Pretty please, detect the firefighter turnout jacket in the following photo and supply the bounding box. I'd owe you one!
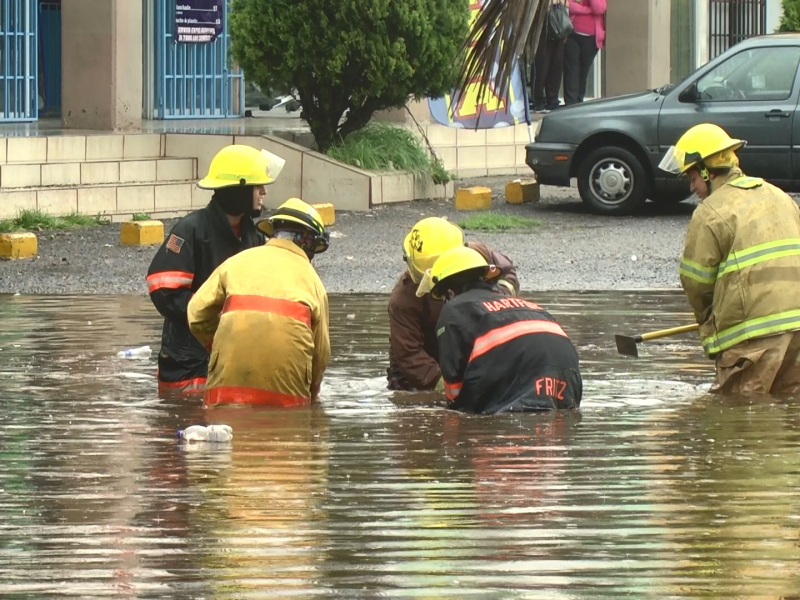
[387,241,519,391]
[679,169,800,356]
[437,283,582,414]
[187,238,330,407]
[146,198,264,392]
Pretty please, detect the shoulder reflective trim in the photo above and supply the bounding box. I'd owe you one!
[469,319,567,363]
[679,257,718,284]
[718,238,800,277]
[437,326,446,337]
[702,309,800,354]
[444,380,462,402]
[204,385,310,407]
[221,295,312,328]
[147,270,194,293]
[728,176,764,189]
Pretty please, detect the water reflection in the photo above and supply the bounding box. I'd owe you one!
[1,292,799,597]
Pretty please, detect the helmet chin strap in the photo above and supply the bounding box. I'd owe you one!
[699,162,711,198]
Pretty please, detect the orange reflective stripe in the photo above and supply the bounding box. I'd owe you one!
[147,270,194,292]
[204,386,311,407]
[158,377,206,395]
[444,380,462,402]
[221,294,311,328]
[469,319,567,362]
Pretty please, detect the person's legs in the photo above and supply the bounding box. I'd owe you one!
[771,331,800,395]
[532,34,550,111]
[577,35,600,103]
[562,33,581,105]
[712,334,791,395]
[545,37,566,109]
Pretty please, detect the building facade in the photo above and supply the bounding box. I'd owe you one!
[1,0,244,126]
[0,0,786,127]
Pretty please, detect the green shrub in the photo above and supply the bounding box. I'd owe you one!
[230,0,470,152]
[327,123,450,184]
[778,0,800,31]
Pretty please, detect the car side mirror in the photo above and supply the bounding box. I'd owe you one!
[679,82,699,103]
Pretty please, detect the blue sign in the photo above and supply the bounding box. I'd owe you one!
[175,0,224,43]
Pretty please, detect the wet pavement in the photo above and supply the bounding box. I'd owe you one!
[2,291,800,598]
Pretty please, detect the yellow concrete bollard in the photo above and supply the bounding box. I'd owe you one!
[0,232,37,260]
[505,179,540,204]
[312,203,336,226]
[120,220,165,246]
[455,186,492,211]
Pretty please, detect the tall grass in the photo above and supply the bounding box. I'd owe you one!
[327,123,451,184]
[0,209,106,233]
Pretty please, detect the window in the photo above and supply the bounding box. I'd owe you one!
[695,46,800,102]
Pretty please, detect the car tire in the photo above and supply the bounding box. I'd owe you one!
[577,146,648,216]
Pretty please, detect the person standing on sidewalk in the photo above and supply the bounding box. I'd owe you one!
[532,0,569,113]
[563,0,606,106]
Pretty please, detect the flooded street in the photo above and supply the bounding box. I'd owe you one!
[2,292,799,598]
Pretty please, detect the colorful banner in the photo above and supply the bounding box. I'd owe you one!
[175,0,224,43]
[428,0,528,129]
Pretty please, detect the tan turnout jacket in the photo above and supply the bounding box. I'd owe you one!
[679,168,800,356]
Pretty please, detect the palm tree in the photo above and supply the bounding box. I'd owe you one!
[455,0,550,111]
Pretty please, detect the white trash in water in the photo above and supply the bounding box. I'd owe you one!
[116,346,152,359]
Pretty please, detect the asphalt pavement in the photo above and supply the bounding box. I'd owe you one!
[0,176,699,295]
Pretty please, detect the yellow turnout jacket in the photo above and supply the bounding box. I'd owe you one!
[187,238,330,406]
[679,168,800,356]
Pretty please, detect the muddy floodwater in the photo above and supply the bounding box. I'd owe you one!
[1,292,799,598]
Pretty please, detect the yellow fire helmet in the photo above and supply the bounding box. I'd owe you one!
[257,198,330,254]
[197,145,286,190]
[658,123,746,176]
[420,246,492,300]
[403,217,465,286]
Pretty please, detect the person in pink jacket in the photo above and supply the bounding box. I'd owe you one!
[563,0,606,106]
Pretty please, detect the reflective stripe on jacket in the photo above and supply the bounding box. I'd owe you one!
[679,169,800,356]
[386,241,520,391]
[436,284,582,414]
[146,198,264,383]
[187,238,330,407]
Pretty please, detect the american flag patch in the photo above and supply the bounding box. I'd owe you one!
[166,234,185,254]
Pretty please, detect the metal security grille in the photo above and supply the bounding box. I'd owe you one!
[0,0,38,122]
[154,0,243,119]
[709,0,767,59]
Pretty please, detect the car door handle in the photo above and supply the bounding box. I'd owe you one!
[765,109,791,119]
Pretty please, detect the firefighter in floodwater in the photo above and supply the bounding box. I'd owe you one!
[146,145,285,396]
[187,198,330,407]
[420,246,582,413]
[387,217,519,392]
[660,123,800,394]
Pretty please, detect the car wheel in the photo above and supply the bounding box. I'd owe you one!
[577,146,648,216]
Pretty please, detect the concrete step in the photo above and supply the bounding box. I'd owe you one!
[0,157,197,189]
[0,179,211,220]
[0,133,165,164]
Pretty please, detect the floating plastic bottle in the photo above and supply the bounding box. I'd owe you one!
[116,345,152,359]
[177,424,233,443]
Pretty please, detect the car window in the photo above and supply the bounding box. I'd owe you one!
[695,46,800,102]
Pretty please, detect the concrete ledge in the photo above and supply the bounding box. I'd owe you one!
[0,232,37,259]
[455,186,492,211]
[120,220,165,246]
[312,203,335,226]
